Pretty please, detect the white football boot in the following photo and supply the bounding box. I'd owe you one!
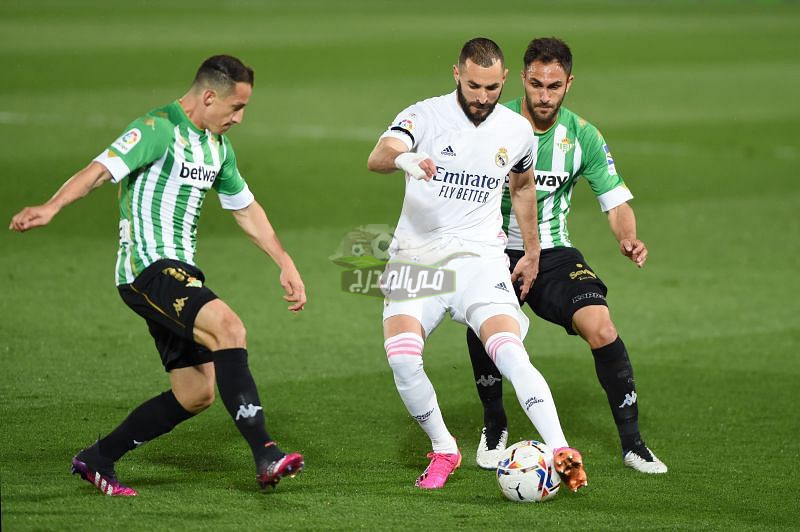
[476,427,508,470]
[623,446,668,474]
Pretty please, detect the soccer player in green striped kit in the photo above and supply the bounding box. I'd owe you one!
[10,55,306,495]
[468,38,667,474]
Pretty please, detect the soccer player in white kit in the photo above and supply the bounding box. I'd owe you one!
[367,38,588,491]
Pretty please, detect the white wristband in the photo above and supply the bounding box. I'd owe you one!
[394,152,429,180]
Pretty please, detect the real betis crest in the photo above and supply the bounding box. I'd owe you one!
[495,147,509,167]
[557,137,574,153]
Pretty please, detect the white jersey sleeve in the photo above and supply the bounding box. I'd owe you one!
[380,104,427,152]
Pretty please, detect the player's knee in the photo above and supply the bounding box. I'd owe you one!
[384,333,424,388]
[585,322,618,350]
[177,384,215,413]
[190,386,216,413]
[211,311,247,349]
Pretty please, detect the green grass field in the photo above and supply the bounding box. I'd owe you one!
[2,0,799,529]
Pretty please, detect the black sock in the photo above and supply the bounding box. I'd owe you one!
[591,336,643,451]
[212,348,283,467]
[467,327,507,442]
[96,390,194,462]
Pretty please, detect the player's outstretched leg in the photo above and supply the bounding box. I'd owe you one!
[385,332,461,489]
[212,348,304,489]
[484,331,588,491]
[71,390,196,496]
[590,335,667,474]
[466,327,508,469]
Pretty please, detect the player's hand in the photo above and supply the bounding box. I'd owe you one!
[9,204,57,232]
[279,262,307,312]
[620,238,647,268]
[394,152,436,181]
[510,252,540,301]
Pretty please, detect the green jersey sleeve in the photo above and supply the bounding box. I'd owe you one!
[577,122,633,211]
[213,136,254,210]
[93,115,173,183]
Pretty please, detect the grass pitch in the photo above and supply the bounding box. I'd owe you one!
[2,1,799,530]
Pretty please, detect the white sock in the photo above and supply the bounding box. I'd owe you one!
[384,333,458,454]
[485,332,568,449]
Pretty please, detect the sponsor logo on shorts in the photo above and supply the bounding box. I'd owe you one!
[569,264,597,280]
[111,128,141,155]
[494,281,508,292]
[162,267,202,287]
[571,292,606,304]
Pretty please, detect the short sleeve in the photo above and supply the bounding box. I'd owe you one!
[379,104,425,151]
[213,137,254,210]
[511,126,537,174]
[93,116,171,183]
[578,126,633,211]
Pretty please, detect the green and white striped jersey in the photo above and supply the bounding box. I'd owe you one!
[94,101,254,285]
[502,99,632,250]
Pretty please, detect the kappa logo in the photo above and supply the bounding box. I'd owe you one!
[173,297,188,316]
[494,281,509,292]
[235,403,263,420]
[440,145,456,157]
[476,374,502,387]
[618,391,637,408]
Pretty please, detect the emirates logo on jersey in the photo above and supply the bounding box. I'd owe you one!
[557,137,574,153]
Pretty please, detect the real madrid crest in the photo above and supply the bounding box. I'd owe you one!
[495,147,509,167]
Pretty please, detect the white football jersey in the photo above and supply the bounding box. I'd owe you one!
[381,90,536,261]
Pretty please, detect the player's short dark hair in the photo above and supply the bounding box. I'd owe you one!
[523,37,573,74]
[193,55,254,93]
[459,37,504,68]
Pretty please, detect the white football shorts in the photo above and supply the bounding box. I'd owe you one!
[382,254,529,339]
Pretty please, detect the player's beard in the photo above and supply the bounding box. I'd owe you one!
[457,82,501,126]
[525,95,562,127]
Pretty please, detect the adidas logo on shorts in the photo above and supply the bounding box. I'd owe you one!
[494,282,508,292]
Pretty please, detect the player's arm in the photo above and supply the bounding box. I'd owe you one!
[508,167,541,300]
[231,201,307,312]
[607,201,647,268]
[9,161,112,232]
[367,137,436,180]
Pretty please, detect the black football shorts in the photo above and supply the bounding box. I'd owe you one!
[118,259,218,371]
[508,247,608,335]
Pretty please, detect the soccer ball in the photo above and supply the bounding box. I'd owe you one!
[496,440,560,503]
[351,242,367,257]
[370,232,393,261]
